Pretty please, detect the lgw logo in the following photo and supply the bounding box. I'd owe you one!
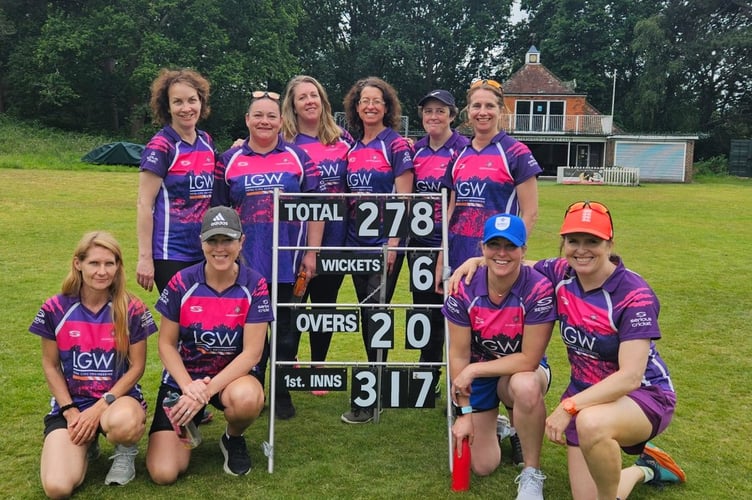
[562,326,596,351]
[73,350,114,370]
[193,329,239,348]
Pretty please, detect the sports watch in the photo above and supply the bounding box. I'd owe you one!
[561,398,578,415]
[453,404,473,417]
[102,392,116,405]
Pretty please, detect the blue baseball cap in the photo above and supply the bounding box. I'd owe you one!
[482,213,527,247]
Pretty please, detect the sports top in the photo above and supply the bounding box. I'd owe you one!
[155,262,274,388]
[29,294,157,413]
[140,125,216,261]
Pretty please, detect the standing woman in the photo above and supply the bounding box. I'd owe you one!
[136,68,216,293]
[280,75,354,385]
[440,79,541,281]
[212,91,325,420]
[30,232,156,497]
[340,76,414,424]
[146,207,272,481]
[410,90,469,390]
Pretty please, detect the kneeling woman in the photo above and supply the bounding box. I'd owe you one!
[146,206,273,482]
[443,214,555,500]
[31,231,157,498]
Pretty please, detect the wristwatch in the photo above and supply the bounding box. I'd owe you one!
[102,392,116,405]
[561,398,578,415]
[453,404,473,417]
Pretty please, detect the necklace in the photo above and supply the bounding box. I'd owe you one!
[488,283,511,298]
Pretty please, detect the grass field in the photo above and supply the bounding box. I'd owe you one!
[1,119,751,498]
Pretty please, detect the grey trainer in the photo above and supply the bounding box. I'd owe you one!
[104,444,138,486]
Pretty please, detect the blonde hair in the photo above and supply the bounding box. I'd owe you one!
[462,82,508,132]
[62,231,131,359]
[281,75,343,145]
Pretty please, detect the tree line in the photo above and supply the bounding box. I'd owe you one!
[0,0,749,159]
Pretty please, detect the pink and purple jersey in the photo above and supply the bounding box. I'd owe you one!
[345,128,415,247]
[294,129,354,247]
[29,294,157,414]
[445,131,541,269]
[412,130,470,247]
[140,125,216,261]
[155,262,274,388]
[212,138,325,283]
[442,266,555,363]
[533,257,674,394]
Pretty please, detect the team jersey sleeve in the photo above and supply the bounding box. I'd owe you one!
[441,282,471,327]
[140,132,172,178]
[614,282,662,342]
[127,298,158,343]
[390,135,415,178]
[155,272,187,322]
[521,268,557,325]
[245,274,275,324]
[28,296,61,341]
[211,149,233,207]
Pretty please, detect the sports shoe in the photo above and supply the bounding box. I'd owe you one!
[200,408,213,425]
[87,437,100,461]
[510,432,524,467]
[497,414,513,441]
[219,433,252,476]
[104,444,138,485]
[276,393,297,420]
[636,442,686,485]
[341,407,374,424]
[514,466,546,500]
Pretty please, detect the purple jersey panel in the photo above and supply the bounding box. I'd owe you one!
[412,130,470,247]
[213,138,324,283]
[29,294,157,413]
[445,131,541,269]
[295,128,354,247]
[533,257,674,394]
[155,262,274,388]
[140,125,216,261]
[345,128,414,247]
[442,265,555,363]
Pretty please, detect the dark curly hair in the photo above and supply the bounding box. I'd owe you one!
[343,76,402,138]
[149,68,211,126]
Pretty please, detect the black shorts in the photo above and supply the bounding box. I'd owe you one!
[43,413,103,438]
[148,383,224,434]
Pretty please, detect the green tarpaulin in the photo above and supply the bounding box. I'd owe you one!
[81,142,144,166]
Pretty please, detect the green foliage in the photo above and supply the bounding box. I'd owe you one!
[693,155,729,177]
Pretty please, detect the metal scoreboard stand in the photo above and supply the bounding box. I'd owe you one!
[264,190,452,473]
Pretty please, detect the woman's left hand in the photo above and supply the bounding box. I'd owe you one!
[545,406,572,445]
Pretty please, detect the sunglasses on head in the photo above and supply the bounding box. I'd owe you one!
[565,200,614,232]
[470,79,503,91]
[252,90,280,101]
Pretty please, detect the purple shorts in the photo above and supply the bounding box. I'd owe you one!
[564,384,676,455]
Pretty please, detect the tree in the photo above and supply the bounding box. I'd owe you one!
[294,0,515,132]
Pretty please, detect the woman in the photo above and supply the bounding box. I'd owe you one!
[340,76,414,424]
[281,75,354,388]
[443,214,554,500]
[136,68,216,294]
[439,79,541,283]
[451,201,686,499]
[145,206,272,482]
[30,232,156,498]
[410,89,469,393]
[212,90,325,420]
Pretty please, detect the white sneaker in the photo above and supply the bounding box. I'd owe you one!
[104,444,138,485]
[496,414,513,441]
[515,466,546,500]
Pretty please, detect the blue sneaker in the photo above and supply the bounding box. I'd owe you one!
[636,442,686,485]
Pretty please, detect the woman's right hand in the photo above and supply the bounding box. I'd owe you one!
[136,257,155,291]
[452,415,475,450]
[447,257,484,295]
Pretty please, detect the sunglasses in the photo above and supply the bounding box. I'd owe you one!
[252,90,280,101]
[470,79,503,91]
[565,200,614,234]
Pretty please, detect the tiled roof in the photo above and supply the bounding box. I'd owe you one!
[503,63,584,96]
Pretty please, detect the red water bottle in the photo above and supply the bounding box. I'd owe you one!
[451,437,471,491]
[290,271,307,303]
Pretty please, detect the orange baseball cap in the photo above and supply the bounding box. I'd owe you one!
[559,201,614,240]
